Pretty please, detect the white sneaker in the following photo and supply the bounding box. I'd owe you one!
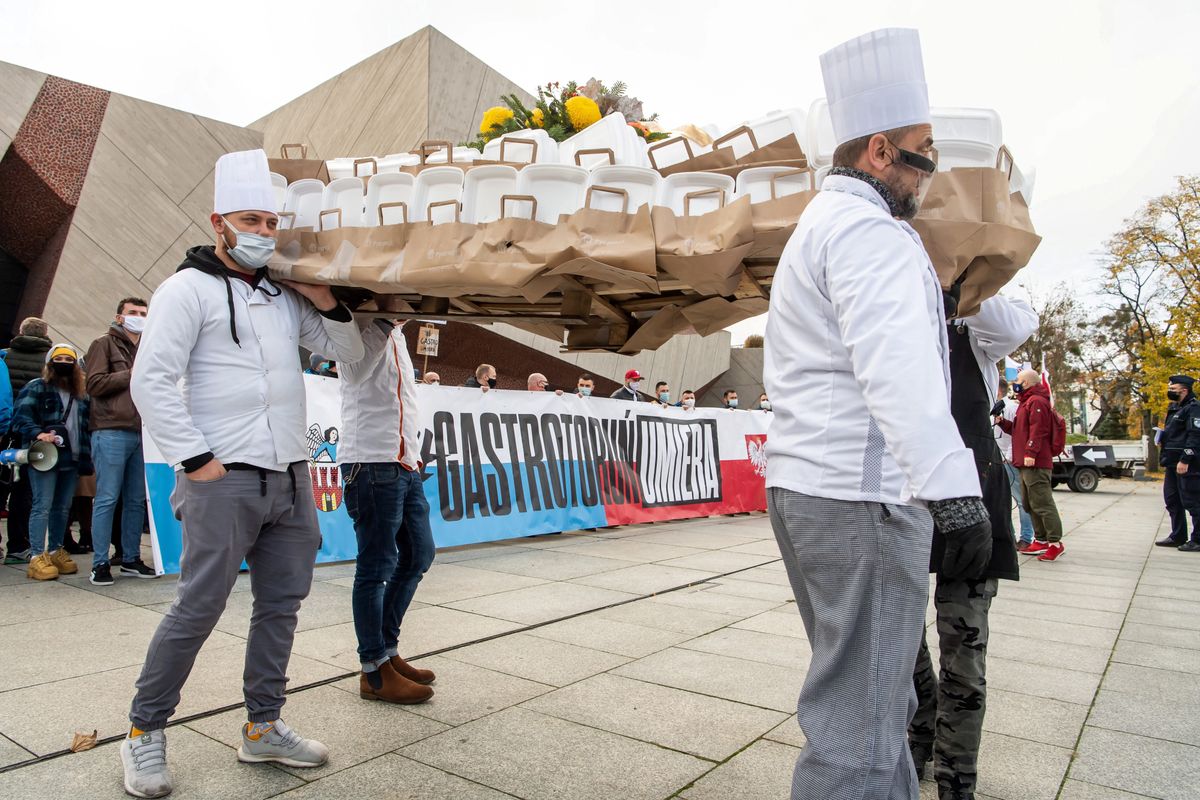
[120,729,173,798]
[237,719,328,768]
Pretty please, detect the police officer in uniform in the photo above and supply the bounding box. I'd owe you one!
[1156,374,1200,551]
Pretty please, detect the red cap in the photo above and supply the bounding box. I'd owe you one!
[624,369,643,381]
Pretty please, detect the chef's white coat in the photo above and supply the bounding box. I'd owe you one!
[336,320,422,469]
[763,174,979,505]
[132,269,365,472]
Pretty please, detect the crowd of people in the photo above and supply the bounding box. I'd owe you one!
[0,306,158,585]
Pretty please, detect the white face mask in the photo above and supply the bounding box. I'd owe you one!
[760,400,771,411]
[121,315,146,334]
[429,380,439,385]
[682,398,695,408]
[629,381,641,392]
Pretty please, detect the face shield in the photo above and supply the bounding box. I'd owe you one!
[887,140,938,208]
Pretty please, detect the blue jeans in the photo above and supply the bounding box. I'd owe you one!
[90,429,148,567]
[1003,462,1035,543]
[28,461,78,556]
[341,463,435,666]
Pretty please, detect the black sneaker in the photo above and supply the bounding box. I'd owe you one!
[1180,541,1200,552]
[90,564,114,586]
[120,560,158,579]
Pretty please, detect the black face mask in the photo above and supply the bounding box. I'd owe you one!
[1168,389,1182,402]
[487,378,497,389]
[51,362,74,377]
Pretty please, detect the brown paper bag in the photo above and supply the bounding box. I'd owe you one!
[269,224,427,292]
[653,197,756,296]
[619,304,693,354]
[552,205,657,277]
[738,133,806,165]
[747,171,820,261]
[679,297,770,336]
[400,217,563,297]
[545,258,659,294]
[647,136,738,176]
[268,147,330,184]
[910,168,1041,309]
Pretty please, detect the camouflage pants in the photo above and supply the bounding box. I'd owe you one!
[909,577,998,800]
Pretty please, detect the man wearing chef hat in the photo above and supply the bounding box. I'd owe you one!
[119,150,364,798]
[764,29,993,800]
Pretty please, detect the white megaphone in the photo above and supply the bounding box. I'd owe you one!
[0,440,59,478]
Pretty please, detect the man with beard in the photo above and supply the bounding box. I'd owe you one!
[764,28,992,800]
[121,149,364,798]
[909,295,1036,800]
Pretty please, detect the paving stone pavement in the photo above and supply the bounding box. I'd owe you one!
[0,479,1192,799]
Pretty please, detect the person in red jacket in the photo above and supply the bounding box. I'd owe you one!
[995,369,1065,561]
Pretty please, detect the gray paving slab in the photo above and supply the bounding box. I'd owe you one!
[973,731,1073,800]
[647,585,785,617]
[722,538,785,557]
[0,726,303,800]
[633,529,765,549]
[549,538,708,563]
[680,738,800,800]
[401,707,711,800]
[522,672,786,761]
[727,564,793,586]
[1059,779,1161,799]
[987,631,1112,674]
[524,614,693,658]
[987,612,1120,649]
[982,654,1102,706]
[0,641,341,756]
[993,583,1130,613]
[1101,662,1200,702]
[432,544,536,563]
[595,599,743,636]
[703,576,798,603]
[442,632,630,686]
[1071,725,1200,800]
[328,654,554,727]
[1088,687,1200,746]
[980,687,1090,748]
[988,599,1126,630]
[656,549,779,573]
[453,548,633,581]
[1125,606,1200,631]
[0,605,242,693]
[730,607,808,640]
[186,684,447,780]
[763,715,806,747]
[613,647,799,712]
[0,578,130,626]
[0,565,28,586]
[1111,637,1200,674]
[270,753,517,799]
[569,562,719,594]
[1131,594,1200,615]
[1120,621,1200,651]
[293,605,522,670]
[0,732,33,769]
[1135,582,1200,601]
[445,581,638,624]
[146,578,354,638]
[678,626,811,669]
[379,562,548,605]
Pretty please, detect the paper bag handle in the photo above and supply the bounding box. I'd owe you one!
[712,125,759,155]
[377,201,408,226]
[574,148,616,167]
[415,140,453,165]
[353,157,377,177]
[499,137,539,164]
[500,194,538,220]
[647,136,695,170]
[683,188,726,216]
[318,208,342,231]
[995,145,1016,180]
[769,167,816,200]
[585,185,629,214]
[426,198,461,223]
[280,144,307,159]
[278,211,296,230]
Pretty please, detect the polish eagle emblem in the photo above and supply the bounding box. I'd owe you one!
[745,434,768,477]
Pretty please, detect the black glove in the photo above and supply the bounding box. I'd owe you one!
[928,496,992,580]
[990,399,1006,418]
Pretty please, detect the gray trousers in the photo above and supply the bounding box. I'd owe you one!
[768,487,932,800]
[129,464,321,730]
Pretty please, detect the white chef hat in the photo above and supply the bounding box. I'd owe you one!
[820,28,930,146]
[213,149,277,216]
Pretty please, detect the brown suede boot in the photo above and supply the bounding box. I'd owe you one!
[389,655,436,685]
[359,661,433,704]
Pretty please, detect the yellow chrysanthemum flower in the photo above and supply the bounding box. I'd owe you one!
[564,96,601,131]
[529,108,545,128]
[480,106,514,133]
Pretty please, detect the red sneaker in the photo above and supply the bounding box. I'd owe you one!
[1038,542,1065,562]
[1024,540,1050,555]
[1015,541,1034,553]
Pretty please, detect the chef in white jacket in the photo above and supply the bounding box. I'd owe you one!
[120,149,364,799]
[763,29,993,800]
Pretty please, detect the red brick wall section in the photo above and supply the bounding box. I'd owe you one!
[0,75,110,304]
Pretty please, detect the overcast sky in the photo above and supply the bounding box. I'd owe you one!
[3,0,1198,343]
